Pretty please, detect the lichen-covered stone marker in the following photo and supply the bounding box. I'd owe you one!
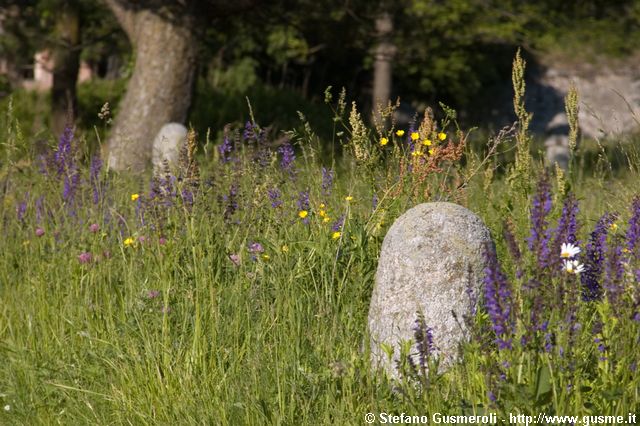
[368,202,493,378]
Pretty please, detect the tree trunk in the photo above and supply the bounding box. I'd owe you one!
[51,2,81,137]
[372,12,396,126]
[104,4,198,171]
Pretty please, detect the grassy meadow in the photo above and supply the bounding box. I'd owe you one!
[1,69,640,424]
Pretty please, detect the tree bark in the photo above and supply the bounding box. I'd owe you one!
[51,1,81,137]
[104,4,198,171]
[372,11,396,126]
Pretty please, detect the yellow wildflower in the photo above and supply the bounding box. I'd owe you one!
[380,137,389,146]
[332,231,341,240]
[319,210,327,218]
[281,245,289,253]
[411,150,423,157]
[422,139,432,146]
[131,193,140,201]
[345,195,353,202]
[437,132,447,141]
[323,217,331,223]
[396,129,405,137]
[319,203,326,209]
[262,254,270,261]
[428,149,434,156]
[298,210,308,219]
[410,132,419,141]
[610,223,618,232]
[124,237,135,246]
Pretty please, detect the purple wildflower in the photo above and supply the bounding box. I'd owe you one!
[331,215,345,232]
[296,191,310,212]
[218,135,234,164]
[77,252,92,264]
[35,227,45,237]
[55,125,74,176]
[550,193,580,272]
[483,242,514,350]
[581,212,617,301]
[268,188,283,208]
[544,329,554,353]
[413,312,435,371]
[222,184,239,222]
[89,223,100,233]
[248,242,264,254]
[243,121,257,142]
[626,197,640,281]
[278,143,296,176]
[16,199,27,222]
[35,196,44,224]
[321,167,334,196]
[528,172,553,270]
[159,237,167,246]
[89,154,102,205]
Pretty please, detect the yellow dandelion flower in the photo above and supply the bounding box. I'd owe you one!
[124,237,135,246]
[422,139,432,146]
[281,245,289,253]
[396,129,405,137]
[298,210,308,219]
[323,217,331,223]
[345,195,353,202]
[410,132,419,141]
[437,132,447,141]
[332,231,341,240]
[319,210,327,218]
[380,137,389,146]
[131,193,140,201]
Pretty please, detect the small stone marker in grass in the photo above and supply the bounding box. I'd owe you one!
[152,123,188,173]
[368,202,493,378]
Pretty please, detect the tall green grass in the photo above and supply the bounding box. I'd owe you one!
[1,80,640,425]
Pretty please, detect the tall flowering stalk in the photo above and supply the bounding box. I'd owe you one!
[279,143,296,178]
[218,135,234,164]
[626,197,640,283]
[527,172,553,271]
[54,125,74,176]
[483,242,514,350]
[268,188,282,209]
[89,154,102,205]
[581,212,617,301]
[550,193,579,273]
[321,167,334,197]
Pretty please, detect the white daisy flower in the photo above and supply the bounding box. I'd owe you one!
[560,243,581,259]
[564,259,584,274]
